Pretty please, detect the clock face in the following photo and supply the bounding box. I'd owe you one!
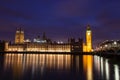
[88,32,90,35]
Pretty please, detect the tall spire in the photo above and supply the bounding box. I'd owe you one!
[19,27,22,31]
[86,24,92,52]
[87,24,91,31]
[43,32,46,40]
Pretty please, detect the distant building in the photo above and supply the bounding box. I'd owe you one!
[70,38,83,52]
[33,33,52,44]
[5,29,71,52]
[33,35,47,43]
[4,26,89,53]
[83,25,93,52]
[15,28,24,44]
[5,42,71,52]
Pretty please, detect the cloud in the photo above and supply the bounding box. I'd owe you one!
[96,9,120,30]
[54,0,93,18]
[94,7,120,46]
[0,5,32,20]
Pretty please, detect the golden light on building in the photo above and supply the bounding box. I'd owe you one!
[4,27,84,53]
[15,28,24,44]
[5,43,71,52]
[83,43,87,52]
[83,25,92,52]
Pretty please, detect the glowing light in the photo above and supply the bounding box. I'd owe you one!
[4,53,72,73]
[33,39,46,43]
[6,44,71,52]
[24,39,31,42]
[114,65,119,80]
[114,41,117,45]
[85,25,92,52]
[88,32,90,35]
[105,44,108,47]
[16,31,20,33]
[87,56,93,80]
[101,57,104,78]
[57,41,63,44]
[83,55,93,80]
[105,59,109,80]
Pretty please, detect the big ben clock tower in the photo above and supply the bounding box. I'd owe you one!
[86,25,92,52]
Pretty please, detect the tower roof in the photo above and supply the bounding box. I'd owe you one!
[16,27,24,34]
[87,24,91,31]
[16,27,24,31]
[43,32,47,40]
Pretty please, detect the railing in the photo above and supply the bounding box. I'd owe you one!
[95,40,120,53]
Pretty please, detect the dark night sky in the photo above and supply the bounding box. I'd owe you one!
[0,0,120,48]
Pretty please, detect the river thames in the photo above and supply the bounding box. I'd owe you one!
[0,53,119,80]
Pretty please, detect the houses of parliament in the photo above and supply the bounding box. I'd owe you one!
[4,25,92,52]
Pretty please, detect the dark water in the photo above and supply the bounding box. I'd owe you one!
[0,53,120,80]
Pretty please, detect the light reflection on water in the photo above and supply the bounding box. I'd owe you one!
[83,55,93,80]
[105,59,110,80]
[0,53,119,80]
[4,54,71,71]
[114,64,119,80]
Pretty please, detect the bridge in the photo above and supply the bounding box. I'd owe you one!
[95,40,120,53]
